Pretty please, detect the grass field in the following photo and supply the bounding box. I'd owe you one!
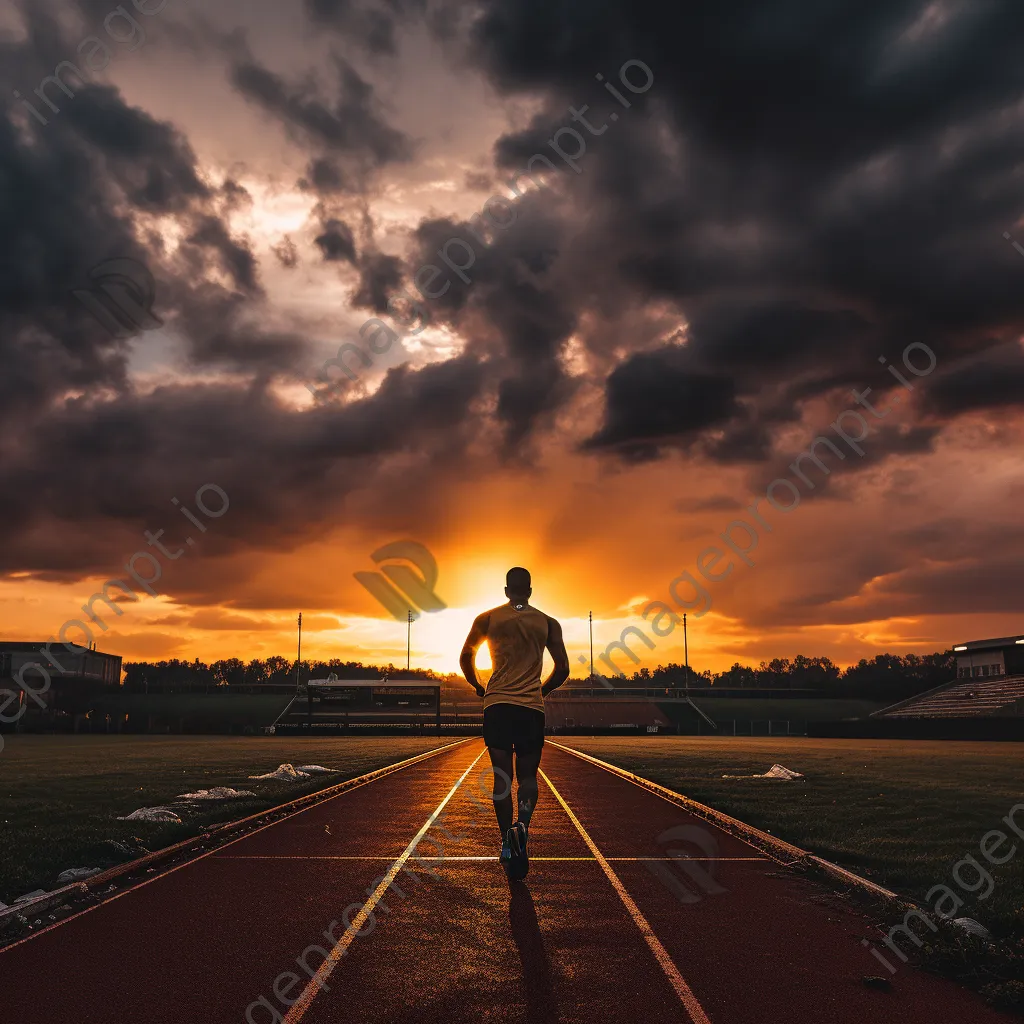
[558,737,1024,933]
[0,734,451,904]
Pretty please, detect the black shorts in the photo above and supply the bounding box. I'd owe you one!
[483,703,545,756]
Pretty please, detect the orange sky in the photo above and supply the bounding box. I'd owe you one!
[3,2,1024,679]
[4,402,1021,676]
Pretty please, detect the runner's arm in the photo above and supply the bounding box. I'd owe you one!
[459,613,490,698]
[541,617,570,697]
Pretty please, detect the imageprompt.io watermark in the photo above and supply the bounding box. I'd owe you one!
[354,540,446,621]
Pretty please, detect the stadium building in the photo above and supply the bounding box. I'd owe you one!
[872,635,1024,723]
[0,641,122,690]
[0,641,123,728]
[952,635,1024,680]
[273,675,444,735]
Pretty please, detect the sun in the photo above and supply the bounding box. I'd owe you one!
[405,607,491,674]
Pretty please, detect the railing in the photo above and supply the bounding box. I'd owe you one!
[543,687,826,700]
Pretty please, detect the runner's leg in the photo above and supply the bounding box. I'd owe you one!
[514,747,541,829]
[487,745,515,839]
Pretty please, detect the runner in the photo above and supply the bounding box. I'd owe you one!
[459,567,570,880]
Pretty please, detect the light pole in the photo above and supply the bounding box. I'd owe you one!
[295,612,302,693]
[407,609,413,672]
[683,612,690,694]
[589,610,594,679]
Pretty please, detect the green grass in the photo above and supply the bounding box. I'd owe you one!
[0,734,451,904]
[558,737,1024,933]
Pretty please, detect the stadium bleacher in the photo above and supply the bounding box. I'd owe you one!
[545,699,671,731]
[874,675,1024,719]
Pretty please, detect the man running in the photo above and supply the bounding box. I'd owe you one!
[460,567,570,881]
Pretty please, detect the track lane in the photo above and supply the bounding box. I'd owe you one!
[297,739,690,1024]
[540,765,712,1024]
[282,748,489,1021]
[543,742,1014,1024]
[0,738,1014,1024]
[0,741,483,1024]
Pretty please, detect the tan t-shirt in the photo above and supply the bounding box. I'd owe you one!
[482,602,550,713]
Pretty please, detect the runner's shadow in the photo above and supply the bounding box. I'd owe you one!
[508,882,558,1022]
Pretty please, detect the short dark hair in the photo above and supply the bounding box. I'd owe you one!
[506,566,531,592]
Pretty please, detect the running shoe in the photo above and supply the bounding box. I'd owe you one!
[500,833,513,876]
[508,821,529,880]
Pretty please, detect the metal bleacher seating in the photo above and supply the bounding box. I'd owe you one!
[877,675,1024,719]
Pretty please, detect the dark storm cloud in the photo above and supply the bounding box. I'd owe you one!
[924,341,1024,416]
[401,202,579,447]
[296,0,1024,468]
[765,553,1024,628]
[0,2,257,436]
[304,0,428,55]
[186,214,262,292]
[687,301,872,378]
[62,87,211,211]
[0,0,383,580]
[583,344,738,459]
[314,218,357,263]
[0,354,488,577]
[350,250,403,312]
[228,49,413,172]
[8,0,1024,616]
[875,556,1024,615]
[437,0,1024,461]
[299,157,349,194]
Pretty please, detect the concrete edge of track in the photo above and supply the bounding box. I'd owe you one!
[0,737,473,944]
[549,740,909,906]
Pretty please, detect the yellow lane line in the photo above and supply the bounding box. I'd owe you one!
[283,749,488,1023]
[213,855,764,862]
[539,767,713,1024]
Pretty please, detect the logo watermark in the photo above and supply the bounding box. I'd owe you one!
[71,257,163,339]
[354,540,446,621]
[643,824,727,905]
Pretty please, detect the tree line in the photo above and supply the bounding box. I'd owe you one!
[122,650,957,701]
[628,651,955,701]
[121,657,460,692]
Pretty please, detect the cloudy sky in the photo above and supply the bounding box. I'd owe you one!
[2,0,1024,675]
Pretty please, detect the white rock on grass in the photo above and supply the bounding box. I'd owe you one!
[176,787,256,800]
[722,763,805,780]
[248,764,311,781]
[296,765,336,773]
[117,807,183,824]
[952,917,992,939]
[56,868,103,884]
[14,890,48,903]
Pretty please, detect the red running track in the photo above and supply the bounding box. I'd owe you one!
[0,739,1012,1023]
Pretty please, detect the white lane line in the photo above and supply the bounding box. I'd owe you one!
[0,739,474,956]
[283,749,487,1023]
[539,768,713,1024]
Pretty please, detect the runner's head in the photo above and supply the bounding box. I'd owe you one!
[505,566,532,604]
